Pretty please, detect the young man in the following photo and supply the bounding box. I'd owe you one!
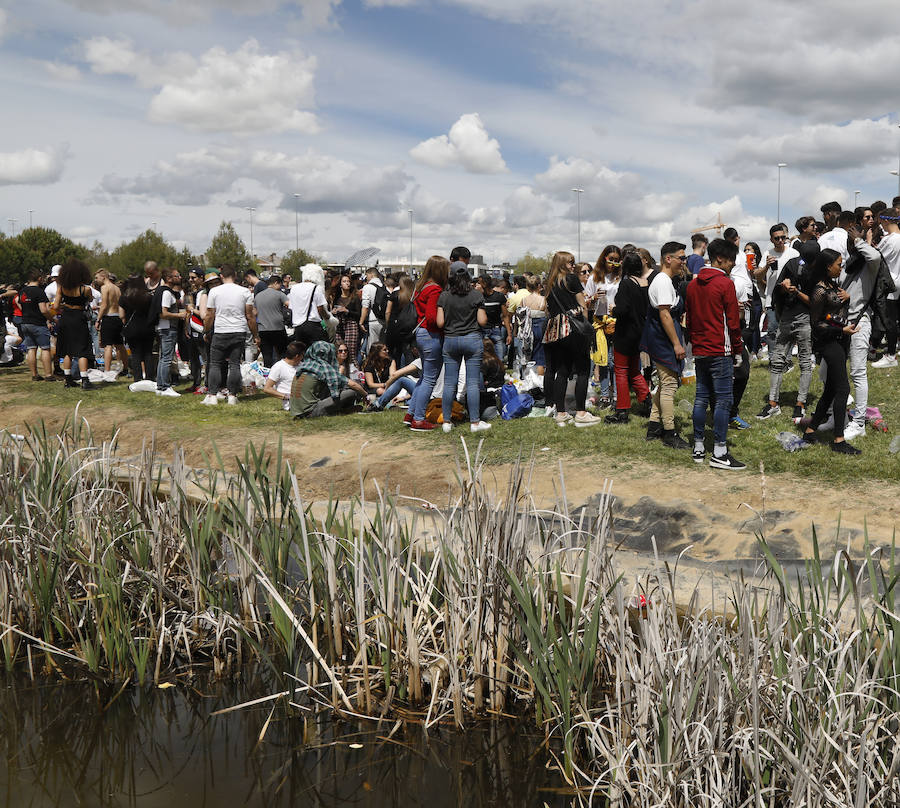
[155,267,189,397]
[873,207,900,368]
[820,201,842,234]
[263,340,305,410]
[18,269,55,381]
[685,238,746,470]
[254,274,289,367]
[359,267,387,347]
[755,224,798,355]
[202,264,258,406]
[793,215,818,248]
[97,269,128,378]
[686,233,708,276]
[642,241,689,449]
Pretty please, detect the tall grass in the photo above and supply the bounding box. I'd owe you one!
[2,414,900,804]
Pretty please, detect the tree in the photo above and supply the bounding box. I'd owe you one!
[279,248,319,278]
[107,230,180,279]
[0,227,88,286]
[513,251,553,276]
[205,221,255,275]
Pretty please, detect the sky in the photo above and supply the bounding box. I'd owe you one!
[2,0,900,267]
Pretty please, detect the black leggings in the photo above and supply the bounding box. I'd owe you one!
[810,339,850,439]
[545,338,590,412]
[128,336,155,381]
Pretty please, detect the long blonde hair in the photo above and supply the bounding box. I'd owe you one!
[545,251,575,296]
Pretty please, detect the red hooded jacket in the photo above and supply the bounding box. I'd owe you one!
[685,265,743,357]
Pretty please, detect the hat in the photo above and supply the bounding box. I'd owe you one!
[450,260,469,276]
[50,264,61,277]
[204,268,221,283]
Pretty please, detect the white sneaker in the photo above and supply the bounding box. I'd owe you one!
[470,421,492,433]
[201,395,218,406]
[442,422,452,433]
[555,412,573,427]
[155,387,180,397]
[873,355,898,368]
[843,421,865,441]
[573,412,602,427]
[216,391,227,401]
[227,395,238,406]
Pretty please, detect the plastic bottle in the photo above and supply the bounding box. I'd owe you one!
[776,431,810,452]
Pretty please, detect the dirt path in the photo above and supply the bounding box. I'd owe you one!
[3,402,897,567]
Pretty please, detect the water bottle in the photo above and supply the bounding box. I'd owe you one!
[776,431,809,452]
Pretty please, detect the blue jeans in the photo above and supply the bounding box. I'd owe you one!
[410,327,443,421]
[481,325,505,362]
[156,328,178,390]
[376,376,417,408]
[443,333,483,423]
[693,355,733,446]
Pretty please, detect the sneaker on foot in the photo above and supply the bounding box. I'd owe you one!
[604,410,630,424]
[555,412,573,427]
[403,412,414,427]
[470,421,492,433]
[872,354,898,368]
[573,412,602,428]
[831,440,862,455]
[227,395,238,406]
[662,430,691,450]
[692,447,705,464]
[155,387,181,397]
[81,379,95,391]
[756,403,781,420]
[709,451,746,471]
[201,395,218,406]
[32,375,44,382]
[729,415,751,430]
[442,422,453,433]
[409,419,436,431]
[216,391,227,401]
[645,422,663,441]
[843,421,865,441]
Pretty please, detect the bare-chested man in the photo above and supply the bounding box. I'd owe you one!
[96,270,128,375]
[144,260,161,291]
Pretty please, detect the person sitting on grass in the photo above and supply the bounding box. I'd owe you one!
[370,348,421,411]
[263,341,306,411]
[289,340,367,419]
[362,341,393,404]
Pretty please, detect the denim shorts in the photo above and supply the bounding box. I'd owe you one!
[20,322,51,351]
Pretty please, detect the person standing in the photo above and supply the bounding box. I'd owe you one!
[52,258,96,391]
[686,233,708,276]
[18,269,55,381]
[155,267,188,397]
[641,242,689,449]
[202,264,258,406]
[754,224,798,355]
[359,267,387,350]
[478,275,512,362]
[96,269,127,378]
[254,275,289,367]
[872,207,900,368]
[685,238,745,470]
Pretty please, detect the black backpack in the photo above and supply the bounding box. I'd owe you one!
[371,282,388,320]
[384,300,420,349]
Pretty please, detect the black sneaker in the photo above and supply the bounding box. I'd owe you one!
[645,422,663,441]
[709,451,746,471]
[64,376,77,388]
[831,440,862,455]
[692,447,705,464]
[604,410,630,424]
[81,379,95,391]
[792,404,805,422]
[662,430,690,450]
[756,403,781,420]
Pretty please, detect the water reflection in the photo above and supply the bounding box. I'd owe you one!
[0,677,573,807]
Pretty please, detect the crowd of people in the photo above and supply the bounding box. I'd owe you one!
[3,196,899,469]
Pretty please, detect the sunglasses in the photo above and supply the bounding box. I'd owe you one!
[337,348,348,353]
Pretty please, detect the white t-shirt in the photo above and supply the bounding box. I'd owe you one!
[288,282,327,326]
[206,282,251,334]
[267,359,296,397]
[760,246,798,307]
[157,289,176,331]
[45,281,58,301]
[648,272,677,309]
[90,287,102,314]
[879,232,900,301]
[817,227,849,261]
[361,278,384,322]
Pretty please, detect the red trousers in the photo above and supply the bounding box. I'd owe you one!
[614,348,649,410]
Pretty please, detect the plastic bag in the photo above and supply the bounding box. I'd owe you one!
[500,383,534,420]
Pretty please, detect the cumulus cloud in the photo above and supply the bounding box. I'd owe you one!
[722,119,900,179]
[81,37,318,135]
[411,113,507,174]
[0,145,69,186]
[93,144,410,215]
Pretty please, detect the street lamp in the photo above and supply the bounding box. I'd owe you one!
[27,209,33,229]
[892,170,900,197]
[246,207,256,258]
[854,190,861,208]
[407,209,413,270]
[776,163,787,223]
[571,188,584,261]
[7,218,17,237]
[293,194,300,251]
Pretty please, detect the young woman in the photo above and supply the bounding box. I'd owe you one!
[53,258,96,390]
[336,341,353,377]
[120,274,155,382]
[384,274,416,364]
[541,251,601,427]
[329,274,362,362]
[605,252,651,423]
[801,248,862,454]
[587,246,622,406]
[436,264,491,433]
[743,241,764,357]
[363,341,393,400]
[520,274,547,376]
[407,255,450,431]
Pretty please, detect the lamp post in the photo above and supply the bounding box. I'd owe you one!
[27,209,33,229]
[407,209,413,271]
[896,123,900,197]
[776,163,787,223]
[293,194,300,251]
[7,218,17,237]
[854,190,861,208]
[571,188,584,261]
[247,207,256,259]
[892,170,900,197]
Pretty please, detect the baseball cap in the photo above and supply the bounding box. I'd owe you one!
[50,264,61,277]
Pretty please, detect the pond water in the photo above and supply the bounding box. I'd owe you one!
[0,677,574,807]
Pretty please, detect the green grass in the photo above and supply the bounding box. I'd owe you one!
[2,358,899,483]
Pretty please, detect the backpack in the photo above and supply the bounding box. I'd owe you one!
[384,301,419,349]
[371,282,388,320]
[145,285,169,330]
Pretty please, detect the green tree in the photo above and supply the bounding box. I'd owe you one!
[0,227,88,285]
[205,221,255,275]
[278,247,319,278]
[84,241,111,272]
[514,251,553,276]
[107,230,180,279]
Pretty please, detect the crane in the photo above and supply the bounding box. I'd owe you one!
[691,212,726,235]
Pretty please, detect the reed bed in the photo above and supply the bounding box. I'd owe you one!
[1,414,900,805]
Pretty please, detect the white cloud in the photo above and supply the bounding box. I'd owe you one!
[82,37,318,135]
[0,146,69,186]
[411,113,507,174]
[723,119,900,179]
[42,62,83,81]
